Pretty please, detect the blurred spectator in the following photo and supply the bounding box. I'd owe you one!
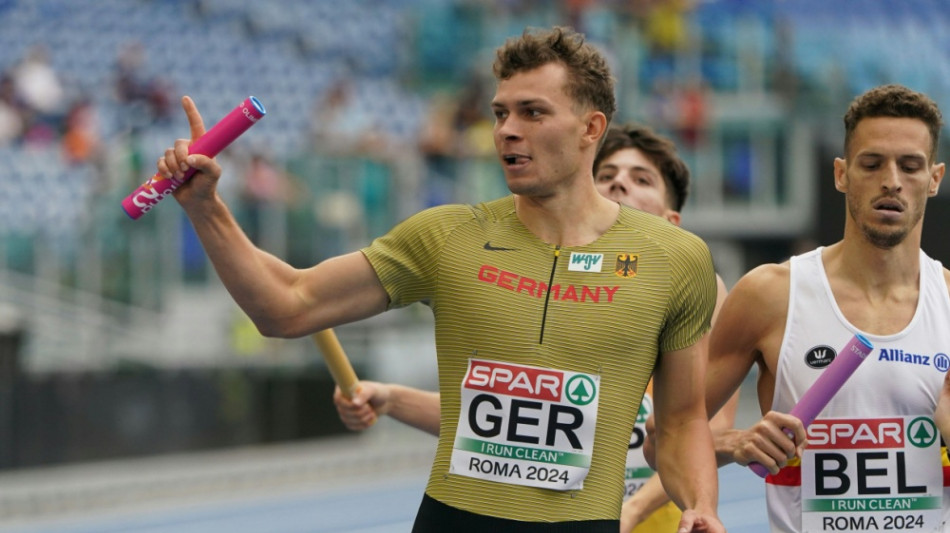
[310,76,390,157]
[416,75,495,206]
[642,0,693,55]
[674,75,709,150]
[114,40,174,132]
[239,151,296,247]
[771,17,800,110]
[646,75,679,131]
[452,76,494,159]
[416,90,458,205]
[12,44,66,121]
[0,73,25,146]
[61,95,101,165]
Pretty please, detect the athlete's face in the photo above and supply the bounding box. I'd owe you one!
[594,147,680,225]
[834,117,944,249]
[492,63,593,197]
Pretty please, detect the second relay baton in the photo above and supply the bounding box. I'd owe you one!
[749,333,874,478]
[312,329,360,400]
[121,96,266,219]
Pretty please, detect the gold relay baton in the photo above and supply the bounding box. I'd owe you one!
[312,329,359,399]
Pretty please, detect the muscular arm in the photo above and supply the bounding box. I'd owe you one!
[161,96,390,338]
[652,335,720,525]
[622,275,734,531]
[706,264,807,473]
[707,274,739,431]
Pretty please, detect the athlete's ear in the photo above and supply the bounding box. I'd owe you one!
[833,157,848,193]
[583,111,608,148]
[663,209,681,226]
[929,162,945,197]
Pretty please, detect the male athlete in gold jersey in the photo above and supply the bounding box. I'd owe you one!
[154,26,724,532]
[336,123,741,533]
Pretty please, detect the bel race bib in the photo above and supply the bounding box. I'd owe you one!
[801,416,943,532]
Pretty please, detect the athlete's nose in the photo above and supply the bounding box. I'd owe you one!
[495,115,523,142]
[881,160,903,193]
[610,178,627,194]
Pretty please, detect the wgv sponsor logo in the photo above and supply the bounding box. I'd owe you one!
[568,252,603,272]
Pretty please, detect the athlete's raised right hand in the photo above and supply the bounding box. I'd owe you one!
[155,96,221,209]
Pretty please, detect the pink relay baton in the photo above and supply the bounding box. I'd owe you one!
[121,96,266,219]
[749,333,874,478]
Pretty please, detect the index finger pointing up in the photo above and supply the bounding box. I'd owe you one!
[181,95,207,140]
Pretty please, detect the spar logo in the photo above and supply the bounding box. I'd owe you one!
[465,361,563,402]
[907,417,938,448]
[565,375,596,405]
[808,417,938,449]
[808,418,904,449]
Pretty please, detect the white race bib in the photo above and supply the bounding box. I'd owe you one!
[801,416,943,532]
[450,358,600,491]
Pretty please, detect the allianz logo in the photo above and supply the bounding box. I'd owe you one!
[878,348,950,372]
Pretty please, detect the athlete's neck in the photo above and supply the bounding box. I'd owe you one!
[822,239,922,334]
[513,188,619,247]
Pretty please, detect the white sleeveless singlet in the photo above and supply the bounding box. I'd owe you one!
[766,248,950,532]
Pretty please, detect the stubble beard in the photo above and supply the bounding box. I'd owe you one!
[847,194,922,249]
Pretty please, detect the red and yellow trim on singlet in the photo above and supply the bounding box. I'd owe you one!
[765,456,801,486]
[767,447,950,487]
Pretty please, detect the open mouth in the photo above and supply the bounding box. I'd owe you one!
[502,154,529,166]
[873,199,904,213]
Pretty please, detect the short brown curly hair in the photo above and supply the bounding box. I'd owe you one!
[493,26,616,126]
[844,84,943,162]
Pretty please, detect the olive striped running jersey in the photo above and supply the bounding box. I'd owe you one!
[362,195,716,522]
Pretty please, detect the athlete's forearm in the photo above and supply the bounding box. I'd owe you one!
[621,475,671,530]
[711,427,743,467]
[657,417,719,516]
[183,195,313,335]
[386,385,441,436]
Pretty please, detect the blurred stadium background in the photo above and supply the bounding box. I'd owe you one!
[0,0,949,530]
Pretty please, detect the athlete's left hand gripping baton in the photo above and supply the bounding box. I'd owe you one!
[121,96,267,219]
[749,333,874,478]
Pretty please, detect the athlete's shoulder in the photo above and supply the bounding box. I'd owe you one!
[404,196,515,225]
[919,249,950,290]
[472,195,517,222]
[732,261,791,304]
[616,206,705,244]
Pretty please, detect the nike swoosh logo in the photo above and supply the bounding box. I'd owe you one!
[484,242,518,251]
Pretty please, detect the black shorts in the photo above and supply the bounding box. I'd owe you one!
[412,493,619,532]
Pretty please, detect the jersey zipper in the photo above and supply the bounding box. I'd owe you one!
[538,245,560,344]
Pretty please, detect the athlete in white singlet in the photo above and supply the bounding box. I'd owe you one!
[701,84,950,533]
[764,248,950,531]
